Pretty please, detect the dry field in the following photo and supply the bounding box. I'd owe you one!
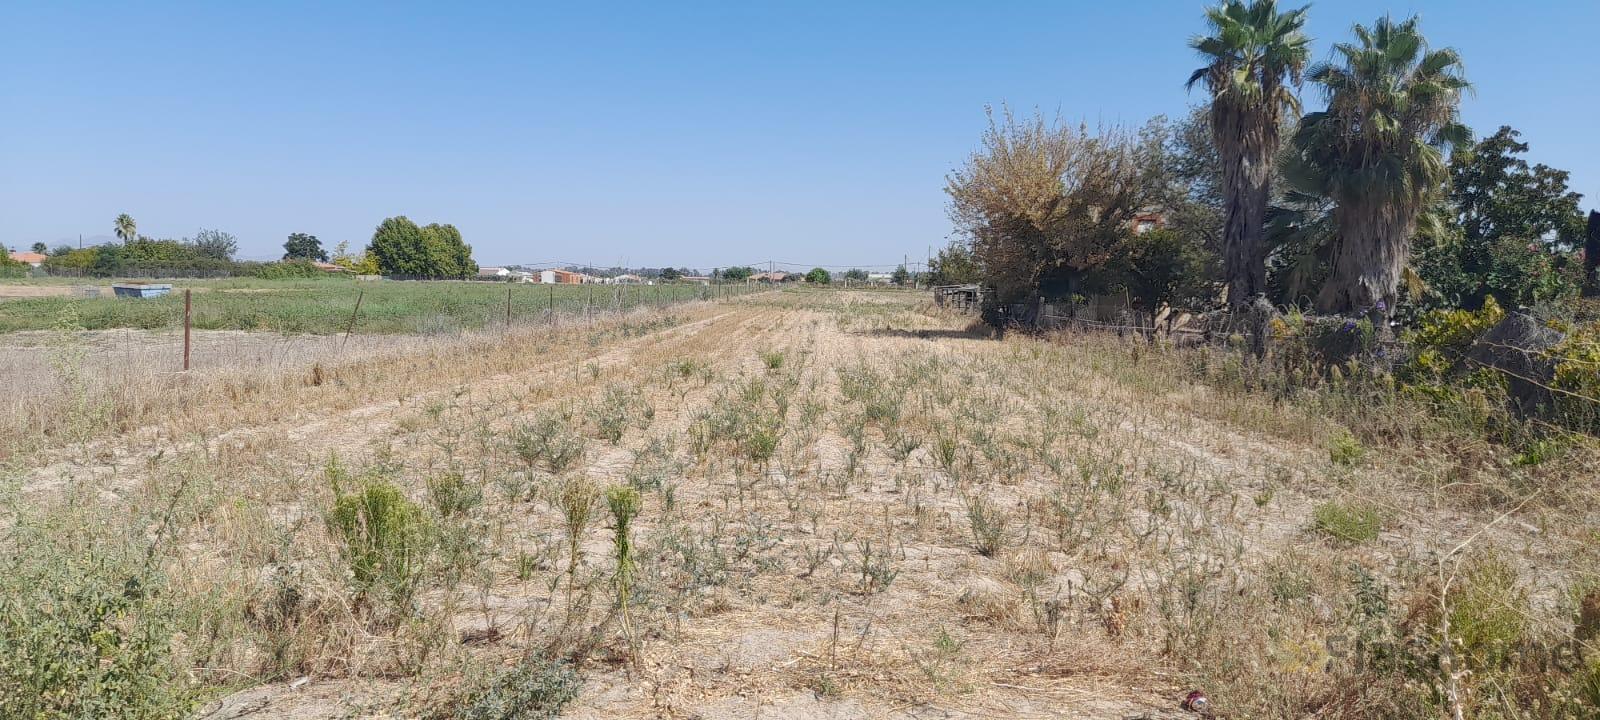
[5,289,1597,719]
[0,283,113,300]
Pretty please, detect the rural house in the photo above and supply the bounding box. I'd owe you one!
[8,251,45,267]
[538,269,584,284]
[1132,210,1167,235]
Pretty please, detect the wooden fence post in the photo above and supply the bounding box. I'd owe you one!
[341,290,364,353]
[506,285,513,331]
[183,289,192,372]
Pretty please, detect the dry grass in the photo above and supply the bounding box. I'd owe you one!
[5,288,1597,719]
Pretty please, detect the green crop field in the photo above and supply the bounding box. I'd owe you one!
[0,277,750,334]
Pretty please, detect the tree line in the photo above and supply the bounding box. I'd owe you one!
[39,214,246,277]
[941,1,1593,327]
[27,214,479,279]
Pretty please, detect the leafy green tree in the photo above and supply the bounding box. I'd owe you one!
[418,223,475,278]
[42,248,99,273]
[842,268,869,282]
[1188,0,1311,306]
[1103,229,1220,311]
[946,109,1161,304]
[1410,126,1588,309]
[1284,15,1470,316]
[283,232,328,261]
[891,265,910,286]
[660,267,683,281]
[114,213,137,244]
[29,242,46,254]
[805,267,831,284]
[49,244,73,257]
[1415,224,1574,311]
[1157,108,1227,257]
[188,228,238,261]
[91,244,125,276]
[366,218,475,278]
[1451,127,1586,249]
[0,251,25,278]
[418,224,455,275]
[928,241,982,285]
[721,266,754,281]
[367,217,428,275]
[329,240,378,274]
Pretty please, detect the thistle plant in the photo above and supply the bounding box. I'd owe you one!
[558,477,600,608]
[606,485,643,666]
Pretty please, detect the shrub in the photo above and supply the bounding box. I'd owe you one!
[450,658,580,720]
[511,412,586,473]
[1560,658,1600,717]
[251,259,327,279]
[328,481,433,609]
[587,384,650,444]
[963,494,1008,557]
[1549,322,1600,432]
[1401,296,1505,384]
[1312,501,1381,543]
[0,254,27,278]
[1448,552,1528,670]
[741,422,780,465]
[0,553,197,719]
[427,471,483,518]
[1327,429,1366,466]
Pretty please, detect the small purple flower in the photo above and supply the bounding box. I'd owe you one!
[1375,300,1387,312]
[1340,319,1357,333]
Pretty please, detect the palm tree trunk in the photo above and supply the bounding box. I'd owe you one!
[1584,210,1599,298]
[1217,108,1272,307]
[1317,202,1416,315]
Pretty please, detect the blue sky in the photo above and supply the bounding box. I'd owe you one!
[2,1,1595,269]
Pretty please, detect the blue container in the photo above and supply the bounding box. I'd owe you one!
[111,283,173,299]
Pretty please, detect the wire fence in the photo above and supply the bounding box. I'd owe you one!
[1,280,765,376]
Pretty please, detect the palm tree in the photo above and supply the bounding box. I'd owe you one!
[1188,0,1311,307]
[1284,15,1470,316]
[1264,189,1337,305]
[114,213,137,244]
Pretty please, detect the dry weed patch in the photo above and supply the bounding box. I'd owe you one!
[4,289,1595,719]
